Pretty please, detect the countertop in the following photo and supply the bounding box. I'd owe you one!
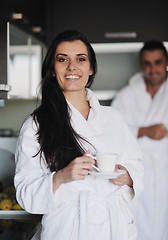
[0,211,42,240]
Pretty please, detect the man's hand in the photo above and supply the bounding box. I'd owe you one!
[138,123,167,140]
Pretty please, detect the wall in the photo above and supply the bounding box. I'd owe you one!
[0,99,38,135]
[91,50,141,91]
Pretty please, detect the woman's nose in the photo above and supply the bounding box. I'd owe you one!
[67,60,77,71]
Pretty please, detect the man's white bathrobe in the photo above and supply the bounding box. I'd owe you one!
[112,73,168,240]
[14,89,143,240]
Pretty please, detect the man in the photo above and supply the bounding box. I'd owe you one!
[111,40,168,240]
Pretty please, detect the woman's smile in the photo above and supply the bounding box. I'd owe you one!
[64,74,81,81]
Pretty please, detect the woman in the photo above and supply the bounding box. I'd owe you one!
[14,30,143,240]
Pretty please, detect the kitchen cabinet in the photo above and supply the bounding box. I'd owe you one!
[45,0,168,45]
[0,22,46,100]
[0,19,8,99]
[8,23,47,99]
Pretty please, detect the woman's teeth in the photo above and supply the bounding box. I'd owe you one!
[65,75,79,79]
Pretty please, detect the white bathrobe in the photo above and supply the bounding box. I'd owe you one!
[112,73,168,240]
[14,89,143,240]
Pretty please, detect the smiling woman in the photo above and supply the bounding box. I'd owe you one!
[54,40,93,97]
[14,29,143,240]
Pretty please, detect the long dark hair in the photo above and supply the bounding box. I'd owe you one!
[32,30,97,172]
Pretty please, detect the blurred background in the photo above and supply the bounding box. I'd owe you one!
[1,0,168,152]
[1,0,168,131]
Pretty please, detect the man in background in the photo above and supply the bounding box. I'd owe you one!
[111,40,168,240]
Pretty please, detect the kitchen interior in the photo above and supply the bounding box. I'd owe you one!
[0,0,168,239]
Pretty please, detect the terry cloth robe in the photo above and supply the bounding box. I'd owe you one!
[14,88,143,240]
[112,72,168,240]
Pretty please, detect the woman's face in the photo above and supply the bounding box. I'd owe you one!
[54,40,93,94]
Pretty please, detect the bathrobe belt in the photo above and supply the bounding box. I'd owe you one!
[56,190,129,240]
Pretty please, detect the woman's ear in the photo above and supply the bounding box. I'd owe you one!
[89,67,93,76]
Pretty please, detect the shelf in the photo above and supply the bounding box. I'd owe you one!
[0,210,42,219]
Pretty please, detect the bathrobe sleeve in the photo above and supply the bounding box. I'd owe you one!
[14,117,56,214]
[119,115,144,202]
[99,106,144,202]
[112,87,141,138]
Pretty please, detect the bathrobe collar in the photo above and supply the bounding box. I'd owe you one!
[66,88,100,115]
[66,88,103,140]
[66,88,100,120]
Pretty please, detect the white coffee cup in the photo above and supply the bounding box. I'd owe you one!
[87,153,118,173]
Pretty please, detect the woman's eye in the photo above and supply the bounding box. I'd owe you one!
[57,58,67,62]
[78,58,86,62]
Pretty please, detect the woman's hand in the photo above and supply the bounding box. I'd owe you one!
[111,165,133,188]
[52,150,95,192]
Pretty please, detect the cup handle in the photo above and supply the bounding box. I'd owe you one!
[91,165,100,172]
[86,154,99,172]
[86,153,97,160]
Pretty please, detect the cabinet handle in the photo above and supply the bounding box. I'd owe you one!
[0,84,11,92]
[104,32,137,39]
